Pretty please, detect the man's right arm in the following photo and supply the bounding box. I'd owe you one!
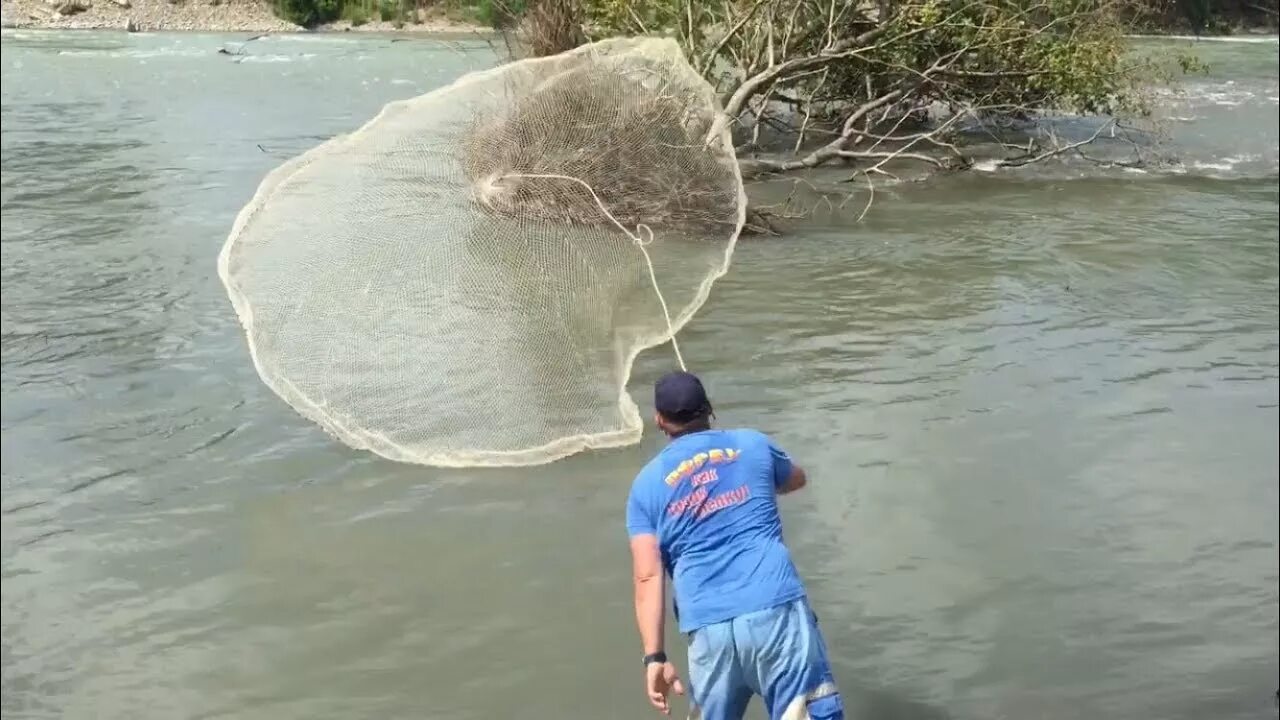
[777,463,807,495]
[764,433,807,495]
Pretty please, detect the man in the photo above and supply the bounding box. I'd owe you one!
[625,371,843,720]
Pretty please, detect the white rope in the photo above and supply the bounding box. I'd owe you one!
[499,173,688,371]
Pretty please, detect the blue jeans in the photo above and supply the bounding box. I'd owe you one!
[686,598,843,720]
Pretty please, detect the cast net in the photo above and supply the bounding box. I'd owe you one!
[218,37,746,467]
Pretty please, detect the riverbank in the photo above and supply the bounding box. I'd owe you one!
[0,0,490,33]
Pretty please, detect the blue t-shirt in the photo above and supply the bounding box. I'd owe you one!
[625,428,806,633]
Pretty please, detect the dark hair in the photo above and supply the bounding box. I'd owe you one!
[661,401,712,424]
[658,404,713,438]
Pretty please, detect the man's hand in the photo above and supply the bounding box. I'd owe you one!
[645,661,685,715]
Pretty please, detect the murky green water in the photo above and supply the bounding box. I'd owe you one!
[2,30,1277,720]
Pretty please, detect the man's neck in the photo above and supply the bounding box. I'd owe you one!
[668,423,711,440]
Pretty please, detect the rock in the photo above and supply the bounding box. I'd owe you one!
[125,16,138,30]
[111,0,130,7]
[52,0,90,15]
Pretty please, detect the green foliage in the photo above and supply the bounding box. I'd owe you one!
[1175,51,1209,74]
[272,0,340,27]
[272,0,424,26]
[470,0,527,26]
[587,0,679,34]
[344,1,370,24]
[1140,0,1279,33]
[573,0,1179,120]
[473,0,499,25]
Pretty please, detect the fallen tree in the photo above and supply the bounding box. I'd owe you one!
[485,0,1199,228]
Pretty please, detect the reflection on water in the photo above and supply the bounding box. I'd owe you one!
[2,29,1278,720]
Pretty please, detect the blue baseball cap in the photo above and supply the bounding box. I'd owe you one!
[654,371,713,423]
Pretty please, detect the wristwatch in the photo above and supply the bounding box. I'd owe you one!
[642,651,668,666]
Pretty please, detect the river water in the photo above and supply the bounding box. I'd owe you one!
[2,29,1277,720]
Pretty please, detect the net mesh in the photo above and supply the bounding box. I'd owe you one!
[218,37,746,467]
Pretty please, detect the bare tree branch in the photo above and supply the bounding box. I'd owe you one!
[997,119,1115,168]
[498,0,1175,224]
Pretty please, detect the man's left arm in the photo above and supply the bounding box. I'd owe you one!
[626,486,684,714]
[626,486,666,656]
[629,533,666,656]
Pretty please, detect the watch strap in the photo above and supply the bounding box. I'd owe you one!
[642,651,668,666]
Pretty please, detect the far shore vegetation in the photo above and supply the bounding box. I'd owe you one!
[268,0,501,29]
[271,0,1278,33]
